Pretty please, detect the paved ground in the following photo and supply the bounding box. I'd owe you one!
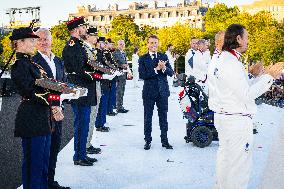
[0,95,74,189]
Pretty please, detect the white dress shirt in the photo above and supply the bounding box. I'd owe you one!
[38,51,56,79]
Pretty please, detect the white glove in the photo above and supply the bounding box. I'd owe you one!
[60,89,88,105]
[114,70,123,76]
[102,74,116,80]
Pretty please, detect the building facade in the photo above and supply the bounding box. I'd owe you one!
[239,0,284,23]
[69,0,209,32]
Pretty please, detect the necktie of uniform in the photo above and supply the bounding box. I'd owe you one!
[188,50,195,68]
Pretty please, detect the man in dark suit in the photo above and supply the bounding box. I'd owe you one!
[113,40,129,113]
[138,35,174,150]
[33,28,70,189]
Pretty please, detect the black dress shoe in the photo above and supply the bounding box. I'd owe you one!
[96,126,110,132]
[74,159,93,166]
[144,141,151,150]
[87,145,102,154]
[162,142,173,149]
[117,108,129,113]
[48,181,71,189]
[86,156,98,163]
[107,112,117,116]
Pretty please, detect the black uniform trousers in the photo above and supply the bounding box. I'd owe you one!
[143,94,169,143]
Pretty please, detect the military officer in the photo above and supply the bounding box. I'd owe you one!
[95,37,116,132]
[105,38,118,116]
[10,27,63,189]
[62,17,99,166]
[82,27,103,155]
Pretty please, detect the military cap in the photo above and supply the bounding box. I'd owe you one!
[106,38,113,43]
[87,27,98,35]
[98,37,106,42]
[9,27,39,41]
[66,16,87,31]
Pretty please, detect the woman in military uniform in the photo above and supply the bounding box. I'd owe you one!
[10,27,63,189]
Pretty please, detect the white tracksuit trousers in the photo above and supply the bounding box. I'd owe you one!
[214,114,253,189]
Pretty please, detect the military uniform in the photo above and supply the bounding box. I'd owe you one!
[83,27,103,154]
[104,47,117,115]
[113,48,128,113]
[95,40,113,131]
[10,27,61,189]
[62,17,100,166]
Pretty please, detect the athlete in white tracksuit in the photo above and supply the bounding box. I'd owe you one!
[208,25,274,189]
[185,39,209,95]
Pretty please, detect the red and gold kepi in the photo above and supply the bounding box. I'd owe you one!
[66,16,87,31]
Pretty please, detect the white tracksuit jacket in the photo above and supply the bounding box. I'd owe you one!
[207,49,274,189]
[208,50,273,116]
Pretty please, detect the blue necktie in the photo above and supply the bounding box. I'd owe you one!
[188,50,195,68]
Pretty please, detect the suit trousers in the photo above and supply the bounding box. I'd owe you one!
[22,134,51,189]
[214,114,253,189]
[95,87,110,127]
[107,79,117,113]
[71,104,91,161]
[143,95,169,143]
[87,81,101,148]
[116,74,126,110]
[48,121,62,184]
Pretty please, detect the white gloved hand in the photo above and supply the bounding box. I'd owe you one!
[102,74,116,80]
[114,70,122,76]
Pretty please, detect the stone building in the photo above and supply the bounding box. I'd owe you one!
[69,0,209,32]
[239,0,284,23]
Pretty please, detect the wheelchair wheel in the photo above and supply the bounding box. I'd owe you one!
[191,126,213,148]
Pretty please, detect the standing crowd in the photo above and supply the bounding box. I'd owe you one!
[9,15,283,189]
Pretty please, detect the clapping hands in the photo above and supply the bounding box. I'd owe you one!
[155,60,167,71]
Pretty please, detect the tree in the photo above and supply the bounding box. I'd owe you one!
[204,4,284,65]
[136,25,157,55]
[0,32,13,68]
[50,23,69,57]
[107,15,140,59]
[156,23,204,73]
[204,3,240,34]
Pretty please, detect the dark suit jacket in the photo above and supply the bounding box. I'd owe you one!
[32,52,66,82]
[32,52,66,128]
[138,52,174,99]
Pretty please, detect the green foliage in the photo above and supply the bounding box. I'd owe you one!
[50,23,69,57]
[204,4,240,34]
[157,23,204,55]
[204,3,284,65]
[0,32,13,68]
[0,5,282,68]
[107,15,141,59]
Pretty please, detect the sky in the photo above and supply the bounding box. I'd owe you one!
[0,0,255,28]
